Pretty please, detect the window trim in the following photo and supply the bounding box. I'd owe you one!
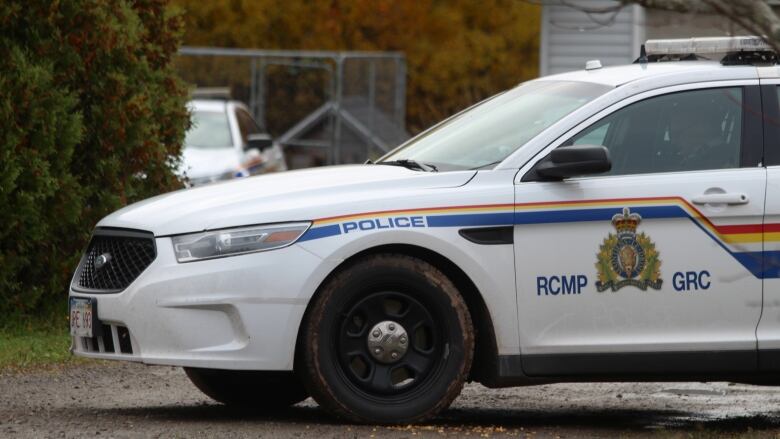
[225,103,241,150]
[742,85,763,168]
[761,84,780,166]
[235,107,262,143]
[517,80,763,184]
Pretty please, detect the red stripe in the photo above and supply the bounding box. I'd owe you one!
[714,224,764,234]
[765,223,780,233]
[714,223,780,234]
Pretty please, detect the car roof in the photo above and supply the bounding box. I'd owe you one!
[189,99,229,112]
[535,60,758,88]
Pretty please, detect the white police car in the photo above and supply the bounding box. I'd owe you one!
[69,37,780,423]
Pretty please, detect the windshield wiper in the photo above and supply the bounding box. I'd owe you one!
[377,159,438,172]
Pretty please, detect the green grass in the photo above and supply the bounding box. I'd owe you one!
[0,330,75,370]
[0,304,87,371]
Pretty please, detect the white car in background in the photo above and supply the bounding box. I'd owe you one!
[182,95,287,186]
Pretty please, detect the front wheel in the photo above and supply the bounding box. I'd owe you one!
[184,368,308,408]
[300,254,474,423]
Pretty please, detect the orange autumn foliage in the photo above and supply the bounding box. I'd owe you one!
[172,0,540,133]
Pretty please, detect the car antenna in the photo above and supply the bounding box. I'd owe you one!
[635,44,648,64]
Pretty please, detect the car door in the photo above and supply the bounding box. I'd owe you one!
[514,81,766,376]
[755,76,780,370]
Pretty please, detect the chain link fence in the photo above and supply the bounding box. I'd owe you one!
[175,47,409,169]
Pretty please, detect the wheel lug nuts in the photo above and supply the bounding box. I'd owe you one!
[367,321,409,363]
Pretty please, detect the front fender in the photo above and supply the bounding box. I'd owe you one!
[296,227,520,355]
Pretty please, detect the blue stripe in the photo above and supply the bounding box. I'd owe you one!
[732,251,765,278]
[514,205,686,225]
[761,251,780,279]
[298,224,341,242]
[426,212,514,227]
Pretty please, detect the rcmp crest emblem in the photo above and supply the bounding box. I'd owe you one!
[595,207,662,292]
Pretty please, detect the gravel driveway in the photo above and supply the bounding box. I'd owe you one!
[3,362,780,438]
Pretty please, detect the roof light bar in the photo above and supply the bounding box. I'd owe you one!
[191,87,232,100]
[645,36,772,56]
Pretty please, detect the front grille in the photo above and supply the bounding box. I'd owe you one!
[74,229,156,292]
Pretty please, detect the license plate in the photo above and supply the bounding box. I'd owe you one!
[69,297,96,338]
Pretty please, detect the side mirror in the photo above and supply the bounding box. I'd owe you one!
[526,145,611,181]
[246,133,274,152]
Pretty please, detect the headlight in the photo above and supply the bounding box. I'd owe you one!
[172,222,311,262]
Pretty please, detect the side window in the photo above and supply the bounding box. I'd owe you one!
[235,108,261,145]
[574,123,609,147]
[569,87,743,176]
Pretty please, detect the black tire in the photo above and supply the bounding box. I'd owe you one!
[184,368,308,408]
[300,254,474,424]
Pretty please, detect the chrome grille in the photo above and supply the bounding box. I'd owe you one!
[75,229,156,292]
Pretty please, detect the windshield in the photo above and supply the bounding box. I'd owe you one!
[185,110,233,149]
[381,80,610,170]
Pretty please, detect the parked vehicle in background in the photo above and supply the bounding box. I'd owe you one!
[182,88,287,186]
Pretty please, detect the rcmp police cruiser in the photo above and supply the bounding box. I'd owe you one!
[69,37,780,423]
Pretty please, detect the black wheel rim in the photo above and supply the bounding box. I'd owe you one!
[336,290,442,398]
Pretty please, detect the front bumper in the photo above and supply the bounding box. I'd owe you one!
[69,236,333,370]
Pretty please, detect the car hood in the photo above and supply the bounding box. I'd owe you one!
[99,165,477,236]
[179,147,240,179]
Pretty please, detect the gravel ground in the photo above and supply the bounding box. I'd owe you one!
[4,362,780,438]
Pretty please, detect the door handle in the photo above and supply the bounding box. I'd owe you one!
[691,193,749,205]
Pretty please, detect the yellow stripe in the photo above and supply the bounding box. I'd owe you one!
[721,233,764,244]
